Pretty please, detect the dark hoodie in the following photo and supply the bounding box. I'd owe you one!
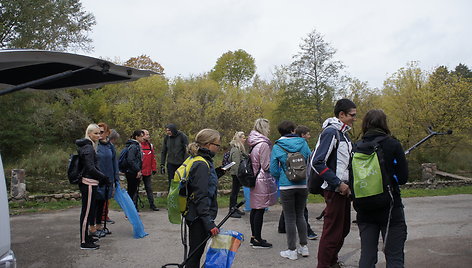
[161,124,189,165]
[75,138,108,183]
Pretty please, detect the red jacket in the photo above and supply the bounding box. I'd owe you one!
[140,141,157,176]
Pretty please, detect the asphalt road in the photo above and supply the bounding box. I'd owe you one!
[10,194,472,268]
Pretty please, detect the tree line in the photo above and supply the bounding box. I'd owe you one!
[0,1,471,179]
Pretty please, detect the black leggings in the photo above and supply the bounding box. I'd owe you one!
[229,175,242,208]
[250,208,266,240]
[126,172,140,209]
[79,183,97,243]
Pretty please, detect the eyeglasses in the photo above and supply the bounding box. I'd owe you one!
[210,143,221,147]
[347,113,357,117]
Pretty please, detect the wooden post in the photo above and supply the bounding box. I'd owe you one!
[11,169,26,199]
[421,163,437,184]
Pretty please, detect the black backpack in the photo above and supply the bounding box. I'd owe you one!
[118,146,129,173]
[67,154,82,184]
[307,126,340,195]
[350,136,392,212]
[221,150,231,167]
[237,143,261,187]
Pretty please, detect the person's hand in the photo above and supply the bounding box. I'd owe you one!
[210,227,219,236]
[215,167,225,178]
[160,165,166,174]
[339,182,350,196]
[137,171,142,179]
[152,170,157,175]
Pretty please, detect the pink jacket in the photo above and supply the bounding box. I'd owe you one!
[247,130,278,209]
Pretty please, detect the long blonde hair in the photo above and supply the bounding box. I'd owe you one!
[230,131,246,154]
[253,118,270,137]
[188,129,221,156]
[84,123,100,151]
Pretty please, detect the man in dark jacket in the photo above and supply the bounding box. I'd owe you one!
[312,99,357,268]
[160,124,189,190]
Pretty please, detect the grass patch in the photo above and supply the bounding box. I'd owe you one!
[9,185,472,215]
[9,199,80,215]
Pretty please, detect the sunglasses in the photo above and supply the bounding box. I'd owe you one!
[210,142,221,147]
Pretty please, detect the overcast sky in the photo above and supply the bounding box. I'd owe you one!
[81,0,471,89]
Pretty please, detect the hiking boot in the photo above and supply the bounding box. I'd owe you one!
[80,242,100,250]
[297,245,309,257]
[251,239,272,249]
[280,249,298,260]
[229,211,241,218]
[150,205,160,211]
[307,230,318,240]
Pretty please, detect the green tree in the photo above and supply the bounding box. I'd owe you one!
[209,49,256,88]
[0,0,95,51]
[287,29,345,126]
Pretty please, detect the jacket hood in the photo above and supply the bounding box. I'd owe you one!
[75,138,92,147]
[166,123,178,136]
[322,117,351,133]
[275,136,307,152]
[125,139,140,147]
[247,130,271,147]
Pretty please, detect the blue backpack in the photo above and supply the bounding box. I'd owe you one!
[118,146,129,173]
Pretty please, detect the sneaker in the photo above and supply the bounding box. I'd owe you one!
[106,218,115,224]
[229,211,241,218]
[150,205,160,211]
[280,249,298,260]
[252,239,272,249]
[297,245,309,257]
[307,231,318,240]
[80,242,100,250]
[249,237,267,246]
[91,230,106,238]
[236,209,245,215]
[102,228,112,235]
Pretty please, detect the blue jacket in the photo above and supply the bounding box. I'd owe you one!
[97,141,119,199]
[270,135,311,189]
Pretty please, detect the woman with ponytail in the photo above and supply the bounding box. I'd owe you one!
[184,128,224,268]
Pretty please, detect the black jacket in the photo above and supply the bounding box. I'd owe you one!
[124,139,142,174]
[355,130,408,224]
[184,148,218,232]
[161,124,189,166]
[75,138,108,184]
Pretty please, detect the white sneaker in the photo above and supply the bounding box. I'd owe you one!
[297,245,309,257]
[280,249,298,260]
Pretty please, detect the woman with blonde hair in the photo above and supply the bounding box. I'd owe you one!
[76,124,109,250]
[228,131,247,217]
[247,118,278,248]
[184,128,224,267]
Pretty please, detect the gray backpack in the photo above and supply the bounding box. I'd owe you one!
[277,144,307,182]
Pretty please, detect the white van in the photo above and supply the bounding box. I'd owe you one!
[0,50,155,266]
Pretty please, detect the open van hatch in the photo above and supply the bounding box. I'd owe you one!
[0,49,156,95]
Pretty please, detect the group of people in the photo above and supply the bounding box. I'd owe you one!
[75,98,408,268]
[76,123,188,250]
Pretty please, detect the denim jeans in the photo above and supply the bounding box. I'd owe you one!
[280,188,308,250]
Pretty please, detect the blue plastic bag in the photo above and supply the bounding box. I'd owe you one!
[114,181,148,238]
[204,230,244,268]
